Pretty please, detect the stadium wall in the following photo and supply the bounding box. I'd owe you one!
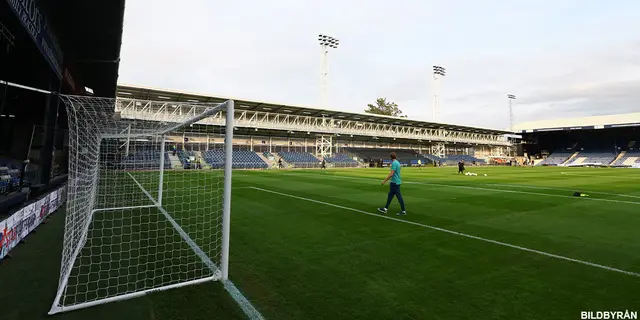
[0,184,66,260]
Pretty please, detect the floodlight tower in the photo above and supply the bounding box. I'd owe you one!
[318,34,339,107]
[507,94,516,131]
[432,65,446,122]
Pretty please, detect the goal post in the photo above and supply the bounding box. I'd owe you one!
[49,95,234,315]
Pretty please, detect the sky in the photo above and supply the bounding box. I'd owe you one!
[118,0,640,130]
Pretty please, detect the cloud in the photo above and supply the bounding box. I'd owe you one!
[118,0,640,130]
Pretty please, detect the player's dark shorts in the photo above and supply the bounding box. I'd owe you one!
[389,182,402,195]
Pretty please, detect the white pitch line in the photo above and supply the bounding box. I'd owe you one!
[127,173,218,273]
[223,280,265,320]
[423,182,640,206]
[249,186,640,278]
[281,172,640,206]
[560,171,640,180]
[128,173,265,320]
[487,183,640,199]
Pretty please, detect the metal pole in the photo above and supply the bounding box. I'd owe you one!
[507,94,516,132]
[432,66,446,122]
[125,125,131,156]
[26,125,37,162]
[509,99,513,131]
[221,100,234,280]
[318,34,339,108]
[0,79,7,117]
[432,73,438,122]
[158,136,166,205]
[320,45,328,107]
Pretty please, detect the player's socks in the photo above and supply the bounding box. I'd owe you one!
[377,208,388,214]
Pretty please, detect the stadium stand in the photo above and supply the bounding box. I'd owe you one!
[277,152,320,166]
[422,154,444,164]
[345,148,430,166]
[177,150,195,167]
[566,150,617,165]
[325,153,358,167]
[202,150,268,169]
[0,165,22,194]
[538,149,574,165]
[444,154,486,164]
[120,151,171,170]
[611,149,640,166]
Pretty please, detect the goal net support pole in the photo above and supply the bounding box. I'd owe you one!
[221,100,234,280]
[49,98,235,315]
[158,136,166,206]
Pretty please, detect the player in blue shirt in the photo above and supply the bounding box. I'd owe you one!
[378,152,407,216]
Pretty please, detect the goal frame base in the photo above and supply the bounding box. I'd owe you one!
[48,275,219,315]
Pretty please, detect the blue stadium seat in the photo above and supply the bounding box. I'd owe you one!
[325,153,357,167]
[345,148,430,166]
[278,152,319,166]
[422,154,444,163]
[566,150,616,165]
[202,150,268,169]
[177,150,196,167]
[445,155,485,164]
[611,150,640,166]
[538,149,574,165]
[120,149,171,170]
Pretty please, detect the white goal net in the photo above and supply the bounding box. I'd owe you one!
[49,95,234,314]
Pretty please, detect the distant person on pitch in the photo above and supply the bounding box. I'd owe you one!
[458,160,465,174]
[378,152,406,216]
[321,159,326,169]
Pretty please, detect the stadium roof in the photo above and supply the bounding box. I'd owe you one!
[514,113,640,133]
[42,0,125,97]
[117,84,511,135]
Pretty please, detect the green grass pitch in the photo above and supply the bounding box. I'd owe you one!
[1,166,639,319]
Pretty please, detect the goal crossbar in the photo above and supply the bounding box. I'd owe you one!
[102,103,228,139]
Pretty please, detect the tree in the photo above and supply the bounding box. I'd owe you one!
[364,98,407,117]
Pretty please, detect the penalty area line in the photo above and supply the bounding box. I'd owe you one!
[248,186,640,278]
[223,280,265,320]
[127,174,265,320]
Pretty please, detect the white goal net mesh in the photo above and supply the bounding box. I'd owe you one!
[50,95,234,314]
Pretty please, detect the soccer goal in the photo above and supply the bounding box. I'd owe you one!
[49,95,235,314]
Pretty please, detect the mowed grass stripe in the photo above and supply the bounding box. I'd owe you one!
[235,170,640,273]
[229,180,640,319]
[264,170,640,205]
[248,186,640,278]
